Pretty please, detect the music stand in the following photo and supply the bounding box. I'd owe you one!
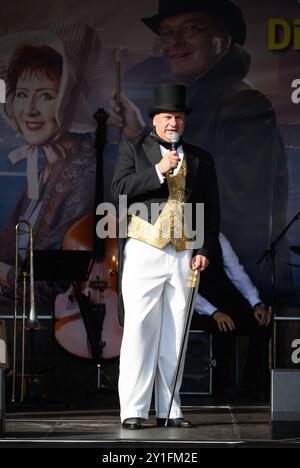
[22,250,92,403]
[257,210,300,368]
[33,250,93,282]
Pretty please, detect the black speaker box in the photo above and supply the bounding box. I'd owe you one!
[275,319,300,368]
[0,368,5,437]
[181,331,213,395]
[271,369,300,437]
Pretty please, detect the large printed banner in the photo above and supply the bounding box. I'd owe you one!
[0,0,299,325]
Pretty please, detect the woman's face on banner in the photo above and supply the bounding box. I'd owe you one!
[12,71,59,145]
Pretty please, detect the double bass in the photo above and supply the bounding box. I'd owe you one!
[54,108,123,361]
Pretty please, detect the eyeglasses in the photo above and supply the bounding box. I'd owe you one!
[159,23,215,44]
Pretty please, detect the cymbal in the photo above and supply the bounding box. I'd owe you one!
[286,263,300,269]
[290,245,300,255]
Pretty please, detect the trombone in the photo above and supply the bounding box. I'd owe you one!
[12,220,39,403]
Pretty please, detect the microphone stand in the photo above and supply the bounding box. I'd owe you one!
[257,211,300,368]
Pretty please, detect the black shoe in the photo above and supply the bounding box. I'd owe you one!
[156,417,192,428]
[122,417,142,429]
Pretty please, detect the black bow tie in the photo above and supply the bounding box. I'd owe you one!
[150,130,182,150]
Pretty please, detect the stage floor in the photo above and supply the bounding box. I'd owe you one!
[1,393,300,448]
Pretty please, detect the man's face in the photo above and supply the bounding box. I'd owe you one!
[153,111,185,142]
[159,12,229,83]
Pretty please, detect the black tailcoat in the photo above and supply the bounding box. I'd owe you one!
[111,129,220,325]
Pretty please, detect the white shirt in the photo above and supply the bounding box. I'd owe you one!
[195,233,261,316]
[155,144,184,183]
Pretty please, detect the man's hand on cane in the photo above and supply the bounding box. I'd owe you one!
[191,255,209,271]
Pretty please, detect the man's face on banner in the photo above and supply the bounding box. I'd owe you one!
[159,12,229,82]
[12,71,59,145]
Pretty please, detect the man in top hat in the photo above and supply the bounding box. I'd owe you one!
[112,83,220,429]
[110,0,290,303]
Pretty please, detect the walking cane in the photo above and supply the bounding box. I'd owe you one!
[165,269,200,427]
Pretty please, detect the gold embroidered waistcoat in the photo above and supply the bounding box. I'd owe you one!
[127,157,193,251]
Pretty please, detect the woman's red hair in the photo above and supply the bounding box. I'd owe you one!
[6,44,63,95]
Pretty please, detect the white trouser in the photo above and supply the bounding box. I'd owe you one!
[119,238,192,422]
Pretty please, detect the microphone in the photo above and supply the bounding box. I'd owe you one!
[169,132,180,174]
[171,131,180,151]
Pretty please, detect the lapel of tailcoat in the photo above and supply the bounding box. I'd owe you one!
[183,143,200,202]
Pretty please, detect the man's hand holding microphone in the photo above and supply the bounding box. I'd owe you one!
[157,132,180,175]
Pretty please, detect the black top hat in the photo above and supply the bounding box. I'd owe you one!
[142,0,246,46]
[148,84,190,118]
